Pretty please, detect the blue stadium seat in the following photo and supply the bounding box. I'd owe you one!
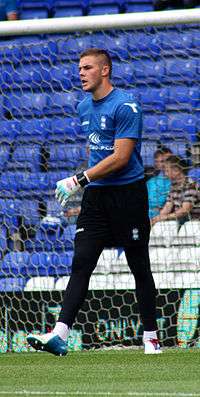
[127,32,161,58]
[188,167,200,183]
[7,144,41,172]
[56,34,92,61]
[167,113,197,143]
[20,8,49,19]
[140,87,168,112]
[0,198,21,227]
[21,36,57,63]
[47,92,78,115]
[143,115,168,138]
[49,117,81,143]
[46,171,71,191]
[164,58,197,84]
[26,225,63,252]
[124,2,153,12]
[4,92,48,117]
[53,6,83,17]
[46,199,62,218]
[0,120,21,143]
[157,30,193,56]
[133,59,165,85]
[91,32,129,60]
[20,118,50,143]
[0,143,11,170]
[49,64,73,90]
[20,199,41,227]
[0,277,26,292]
[0,95,5,117]
[0,172,49,197]
[7,63,49,90]
[0,224,7,252]
[141,141,158,167]
[167,86,200,111]
[0,39,23,65]
[160,140,188,160]
[0,252,30,277]
[112,61,134,86]
[29,251,73,276]
[46,143,85,170]
[87,3,120,15]
[60,224,76,250]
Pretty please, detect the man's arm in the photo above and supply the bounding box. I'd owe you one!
[151,201,193,225]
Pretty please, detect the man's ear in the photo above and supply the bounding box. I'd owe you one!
[101,64,110,77]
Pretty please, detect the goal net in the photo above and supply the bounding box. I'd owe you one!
[0,9,199,353]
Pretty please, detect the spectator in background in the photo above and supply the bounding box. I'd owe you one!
[147,147,172,219]
[0,0,18,20]
[151,155,200,226]
[153,0,200,10]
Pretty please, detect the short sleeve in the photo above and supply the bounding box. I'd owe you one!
[115,101,142,140]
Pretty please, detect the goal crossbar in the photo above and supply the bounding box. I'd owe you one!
[0,8,199,36]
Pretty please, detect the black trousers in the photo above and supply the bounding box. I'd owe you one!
[59,179,157,331]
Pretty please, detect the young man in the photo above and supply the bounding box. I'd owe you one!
[151,155,200,226]
[147,147,172,219]
[27,48,161,356]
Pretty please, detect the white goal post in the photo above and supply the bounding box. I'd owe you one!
[0,9,199,353]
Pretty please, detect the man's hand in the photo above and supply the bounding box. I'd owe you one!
[55,176,81,208]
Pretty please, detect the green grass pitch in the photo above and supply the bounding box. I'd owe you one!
[0,349,199,397]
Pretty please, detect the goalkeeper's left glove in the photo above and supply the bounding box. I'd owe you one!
[55,171,90,208]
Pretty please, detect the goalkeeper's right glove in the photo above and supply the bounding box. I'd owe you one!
[55,171,90,208]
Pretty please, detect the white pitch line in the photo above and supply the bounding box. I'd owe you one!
[0,392,200,396]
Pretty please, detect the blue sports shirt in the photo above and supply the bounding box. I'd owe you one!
[77,88,144,186]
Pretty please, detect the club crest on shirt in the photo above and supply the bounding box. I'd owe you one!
[100,115,106,130]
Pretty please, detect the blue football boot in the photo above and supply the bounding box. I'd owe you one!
[27,333,67,356]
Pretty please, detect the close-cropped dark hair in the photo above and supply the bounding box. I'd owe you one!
[80,48,112,78]
[154,147,173,159]
[165,155,188,175]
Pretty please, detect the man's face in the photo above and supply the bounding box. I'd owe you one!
[79,55,105,92]
[164,163,180,181]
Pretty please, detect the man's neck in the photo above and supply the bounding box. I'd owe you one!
[92,84,113,101]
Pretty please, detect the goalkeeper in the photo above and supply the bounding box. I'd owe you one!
[27,48,161,356]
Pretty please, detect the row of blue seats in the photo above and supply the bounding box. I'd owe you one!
[1,30,199,65]
[0,113,199,152]
[0,117,84,144]
[16,0,154,19]
[0,143,86,172]
[1,58,200,93]
[0,251,73,278]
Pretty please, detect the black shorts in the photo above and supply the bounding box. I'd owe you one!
[75,178,150,248]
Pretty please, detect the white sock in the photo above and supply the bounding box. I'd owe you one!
[52,322,69,341]
[143,330,157,341]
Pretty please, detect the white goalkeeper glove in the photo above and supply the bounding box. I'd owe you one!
[55,171,90,208]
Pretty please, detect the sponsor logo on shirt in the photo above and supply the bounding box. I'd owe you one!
[89,132,100,144]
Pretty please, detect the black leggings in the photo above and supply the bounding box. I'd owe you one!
[58,239,157,331]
